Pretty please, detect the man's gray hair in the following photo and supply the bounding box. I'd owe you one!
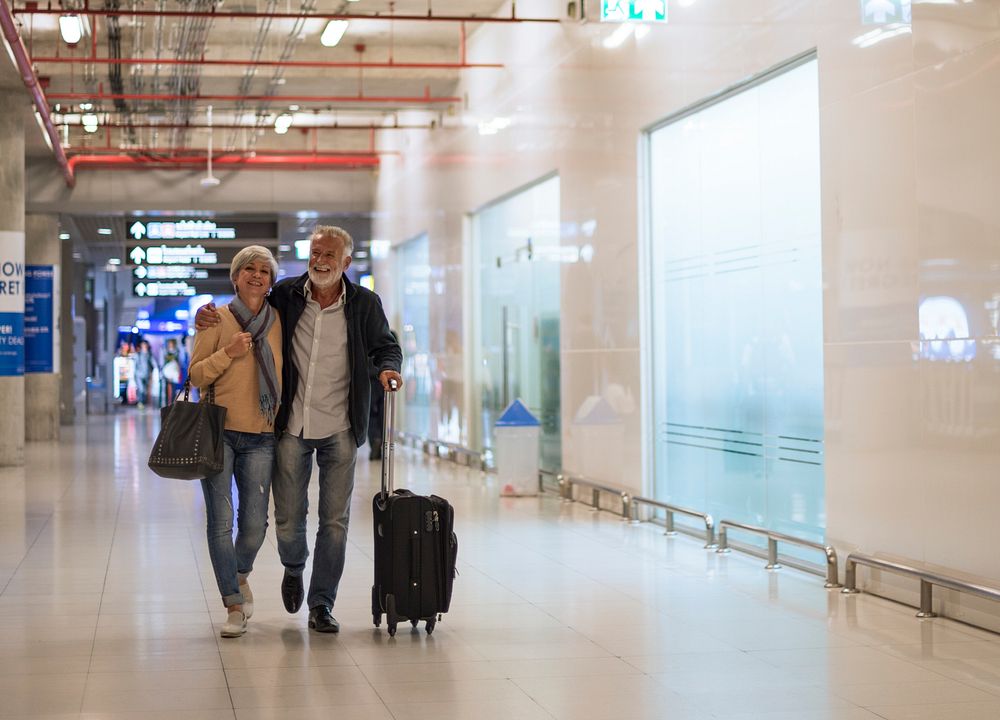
[311,225,354,257]
[230,245,279,288]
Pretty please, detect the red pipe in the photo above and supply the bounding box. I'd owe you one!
[33,55,503,70]
[66,148,398,156]
[0,0,74,186]
[54,121,432,131]
[48,91,460,104]
[13,8,562,23]
[67,154,380,172]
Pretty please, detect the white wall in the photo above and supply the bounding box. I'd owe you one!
[374,0,1000,625]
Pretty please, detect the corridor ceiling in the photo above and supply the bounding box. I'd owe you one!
[2,0,565,181]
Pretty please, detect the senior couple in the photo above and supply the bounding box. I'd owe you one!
[188,226,402,638]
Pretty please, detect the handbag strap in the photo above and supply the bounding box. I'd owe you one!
[181,378,192,402]
[200,383,217,405]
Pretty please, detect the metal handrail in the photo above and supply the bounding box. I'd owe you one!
[560,475,631,520]
[538,469,562,494]
[629,496,716,549]
[717,519,841,589]
[395,432,487,470]
[843,552,1000,618]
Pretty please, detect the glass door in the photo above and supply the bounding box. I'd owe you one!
[473,175,562,471]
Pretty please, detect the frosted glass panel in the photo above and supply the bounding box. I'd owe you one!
[648,59,825,543]
[396,234,432,437]
[474,176,562,471]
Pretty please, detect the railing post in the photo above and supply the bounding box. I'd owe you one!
[704,516,717,549]
[917,579,938,618]
[765,537,782,570]
[824,548,842,589]
[591,487,600,511]
[629,498,640,525]
[716,525,731,553]
[620,493,631,521]
[664,510,676,536]
[841,558,860,594]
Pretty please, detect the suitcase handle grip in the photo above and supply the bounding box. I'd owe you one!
[380,378,399,502]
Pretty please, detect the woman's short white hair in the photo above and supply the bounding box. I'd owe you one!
[310,225,354,257]
[230,245,279,288]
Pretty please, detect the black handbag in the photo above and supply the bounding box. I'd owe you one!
[147,380,227,480]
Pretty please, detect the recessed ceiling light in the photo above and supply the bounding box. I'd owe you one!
[59,233,70,240]
[98,228,112,235]
[108,258,121,265]
[59,14,83,45]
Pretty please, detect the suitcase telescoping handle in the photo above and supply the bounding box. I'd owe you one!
[380,378,399,502]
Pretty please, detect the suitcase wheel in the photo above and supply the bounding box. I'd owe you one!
[388,622,397,637]
[386,594,398,637]
[425,619,436,635]
[373,613,381,628]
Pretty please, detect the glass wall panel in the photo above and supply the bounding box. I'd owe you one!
[473,175,562,471]
[395,233,432,437]
[648,58,825,544]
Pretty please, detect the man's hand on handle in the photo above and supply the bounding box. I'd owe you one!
[195,302,222,331]
[380,370,403,392]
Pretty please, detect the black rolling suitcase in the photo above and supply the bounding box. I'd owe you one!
[372,383,457,636]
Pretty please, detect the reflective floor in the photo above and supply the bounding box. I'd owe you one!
[2,414,1000,719]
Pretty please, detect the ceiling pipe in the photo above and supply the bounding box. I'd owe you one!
[48,90,461,104]
[0,0,74,186]
[54,121,434,130]
[13,8,563,23]
[66,153,380,172]
[32,55,504,70]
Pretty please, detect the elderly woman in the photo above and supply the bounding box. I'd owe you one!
[189,245,282,638]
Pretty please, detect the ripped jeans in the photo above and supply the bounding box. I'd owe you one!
[201,430,275,607]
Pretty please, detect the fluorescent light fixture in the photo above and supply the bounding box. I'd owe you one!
[82,112,99,132]
[79,102,93,110]
[108,258,121,265]
[603,24,634,49]
[59,233,70,240]
[59,14,83,45]
[288,105,300,111]
[98,228,112,235]
[320,20,349,47]
[274,113,293,134]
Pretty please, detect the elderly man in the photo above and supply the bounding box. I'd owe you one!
[198,226,402,632]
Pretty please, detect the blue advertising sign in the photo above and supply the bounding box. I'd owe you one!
[0,312,25,376]
[25,265,55,373]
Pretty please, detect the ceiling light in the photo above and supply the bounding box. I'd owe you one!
[59,233,70,240]
[108,258,121,265]
[274,113,293,134]
[603,24,634,49]
[98,228,112,235]
[320,20,349,47]
[79,102,93,111]
[82,113,99,132]
[59,14,83,46]
[288,105,300,112]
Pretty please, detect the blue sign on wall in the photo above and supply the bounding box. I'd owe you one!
[0,312,25,376]
[25,265,55,373]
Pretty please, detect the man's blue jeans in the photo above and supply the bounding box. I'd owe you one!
[273,429,357,611]
[201,430,275,608]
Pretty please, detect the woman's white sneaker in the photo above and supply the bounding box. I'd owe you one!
[221,610,247,638]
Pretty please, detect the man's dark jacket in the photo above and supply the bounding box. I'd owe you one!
[268,272,402,447]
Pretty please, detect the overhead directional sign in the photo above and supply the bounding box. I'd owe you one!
[128,244,219,266]
[128,219,237,241]
[601,0,667,22]
[134,281,198,298]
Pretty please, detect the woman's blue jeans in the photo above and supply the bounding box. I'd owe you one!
[201,430,275,607]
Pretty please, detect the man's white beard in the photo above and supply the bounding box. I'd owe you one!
[309,267,339,289]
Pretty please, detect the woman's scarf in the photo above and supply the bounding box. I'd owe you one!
[229,296,279,425]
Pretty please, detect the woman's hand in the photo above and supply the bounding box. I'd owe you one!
[224,332,253,359]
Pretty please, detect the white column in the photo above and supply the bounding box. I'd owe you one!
[0,91,26,465]
[25,214,60,441]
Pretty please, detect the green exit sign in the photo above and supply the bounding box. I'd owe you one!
[601,0,668,23]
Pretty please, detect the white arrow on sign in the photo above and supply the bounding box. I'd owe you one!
[135,283,147,297]
[129,221,146,240]
[130,246,146,264]
[634,0,665,21]
[134,266,148,279]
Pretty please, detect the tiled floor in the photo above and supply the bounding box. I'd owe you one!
[1,413,999,719]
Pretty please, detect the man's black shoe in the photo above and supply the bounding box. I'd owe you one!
[281,572,304,614]
[369,446,382,461]
[308,606,340,633]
